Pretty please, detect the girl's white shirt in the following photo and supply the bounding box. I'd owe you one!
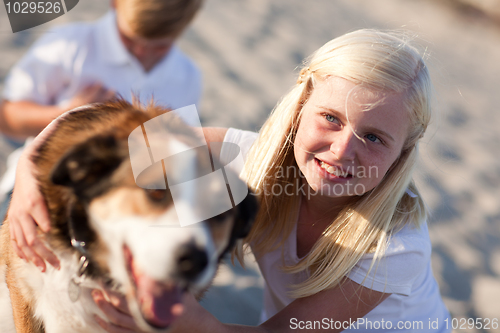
[222,128,451,332]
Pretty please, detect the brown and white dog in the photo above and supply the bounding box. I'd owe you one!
[0,100,256,333]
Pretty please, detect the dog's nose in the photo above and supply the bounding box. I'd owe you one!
[176,244,208,281]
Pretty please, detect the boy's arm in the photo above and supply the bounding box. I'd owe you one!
[1,27,71,139]
[0,23,115,140]
[0,101,65,139]
[1,84,116,140]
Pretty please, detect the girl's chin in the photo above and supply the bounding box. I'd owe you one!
[308,184,359,197]
[304,176,367,197]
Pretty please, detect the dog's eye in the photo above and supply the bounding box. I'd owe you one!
[145,189,168,202]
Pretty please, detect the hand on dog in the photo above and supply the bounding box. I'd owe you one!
[93,289,148,333]
[8,151,60,272]
[93,288,194,333]
[7,100,107,272]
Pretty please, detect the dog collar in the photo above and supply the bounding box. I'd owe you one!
[69,225,91,278]
[76,255,90,277]
[68,256,89,303]
[68,201,92,279]
[71,238,87,256]
[67,200,91,257]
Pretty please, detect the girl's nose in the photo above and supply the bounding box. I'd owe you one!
[330,130,357,161]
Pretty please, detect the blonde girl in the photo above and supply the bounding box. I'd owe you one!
[8,29,451,332]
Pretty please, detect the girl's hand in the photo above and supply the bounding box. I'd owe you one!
[8,105,91,271]
[93,289,204,333]
[8,152,60,272]
[92,289,146,333]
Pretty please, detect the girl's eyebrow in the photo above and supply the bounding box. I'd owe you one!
[319,106,395,142]
[318,106,346,122]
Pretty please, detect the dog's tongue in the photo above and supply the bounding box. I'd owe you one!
[135,275,184,328]
[124,245,184,328]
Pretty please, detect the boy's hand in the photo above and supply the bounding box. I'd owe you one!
[66,83,116,111]
[7,152,60,272]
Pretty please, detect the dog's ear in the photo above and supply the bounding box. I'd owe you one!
[51,135,125,195]
[231,189,258,240]
[217,189,258,261]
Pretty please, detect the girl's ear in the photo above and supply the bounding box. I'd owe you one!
[110,0,117,9]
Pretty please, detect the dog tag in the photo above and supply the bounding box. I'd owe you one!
[68,278,81,302]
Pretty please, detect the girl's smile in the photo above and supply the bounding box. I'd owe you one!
[294,77,410,198]
[315,158,353,182]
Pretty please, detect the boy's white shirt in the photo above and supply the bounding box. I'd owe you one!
[0,11,202,200]
[222,128,451,332]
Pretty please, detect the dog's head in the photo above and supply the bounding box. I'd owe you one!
[50,120,256,331]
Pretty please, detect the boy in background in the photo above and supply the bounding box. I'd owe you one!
[0,0,204,220]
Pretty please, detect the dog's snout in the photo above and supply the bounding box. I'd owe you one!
[176,244,208,281]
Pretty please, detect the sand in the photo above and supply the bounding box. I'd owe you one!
[1,0,499,331]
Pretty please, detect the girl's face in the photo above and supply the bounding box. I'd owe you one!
[293,77,410,198]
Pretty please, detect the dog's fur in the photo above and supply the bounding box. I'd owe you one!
[0,100,256,333]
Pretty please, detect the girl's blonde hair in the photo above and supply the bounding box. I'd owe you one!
[240,29,432,298]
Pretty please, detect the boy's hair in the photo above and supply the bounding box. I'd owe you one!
[115,0,203,39]
[239,29,433,298]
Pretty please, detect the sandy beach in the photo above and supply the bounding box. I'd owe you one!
[1,0,499,331]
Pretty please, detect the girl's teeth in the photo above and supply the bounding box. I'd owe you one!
[320,160,348,177]
[321,161,337,175]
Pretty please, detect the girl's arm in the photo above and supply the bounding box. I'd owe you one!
[201,127,228,148]
[6,106,99,271]
[260,278,390,333]
[94,278,390,333]
[7,112,70,271]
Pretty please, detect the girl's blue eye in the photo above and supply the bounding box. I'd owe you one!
[325,114,338,124]
[365,134,380,143]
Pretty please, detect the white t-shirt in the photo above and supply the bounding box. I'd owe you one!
[223,128,451,332]
[0,11,202,200]
[2,11,202,116]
